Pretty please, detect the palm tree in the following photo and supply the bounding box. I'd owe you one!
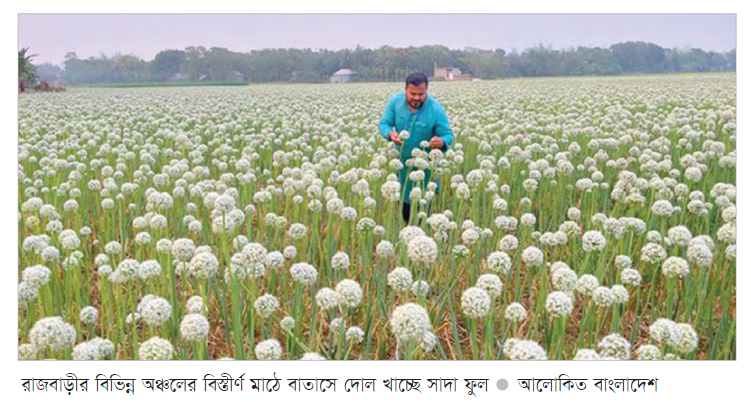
[19,47,38,85]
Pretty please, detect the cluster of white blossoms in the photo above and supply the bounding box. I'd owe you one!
[254,294,280,318]
[597,334,631,360]
[592,287,615,308]
[635,344,662,360]
[189,251,219,279]
[255,339,282,360]
[648,318,698,355]
[335,279,363,308]
[287,223,307,240]
[573,349,601,360]
[186,296,204,314]
[300,352,326,361]
[399,226,425,246]
[576,274,599,296]
[551,266,577,293]
[521,246,544,266]
[503,338,547,360]
[19,265,51,304]
[546,291,574,317]
[290,262,318,285]
[137,295,172,326]
[376,240,395,260]
[486,251,512,275]
[280,316,296,332]
[407,235,438,266]
[315,287,338,310]
[17,76,734,361]
[411,280,430,298]
[687,243,714,268]
[73,338,115,360]
[662,257,690,278]
[137,260,162,280]
[331,252,350,271]
[180,314,210,342]
[476,274,502,299]
[346,326,365,344]
[387,267,413,293]
[505,303,527,322]
[172,238,196,262]
[461,287,491,319]
[29,317,76,353]
[581,231,606,252]
[139,337,174,360]
[641,243,668,264]
[389,303,432,344]
[79,306,99,325]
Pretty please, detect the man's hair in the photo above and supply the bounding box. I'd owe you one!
[405,72,428,88]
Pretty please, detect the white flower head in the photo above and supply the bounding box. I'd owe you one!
[545,291,573,317]
[316,287,338,310]
[335,279,363,308]
[486,251,512,275]
[407,235,438,266]
[573,349,601,360]
[476,274,503,299]
[636,344,662,360]
[255,339,282,360]
[669,323,699,355]
[404,275,427,297]
[461,287,491,319]
[505,302,527,322]
[389,303,432,344]
[597,334,631,360]
[189,252,219,279]
[180,314,210,342]
[139,337,174,360]
[254,294,280,318]
[576,274,599,296]
[290,262,318,285]
[649,318,679,344]
[79,306,98,325]
[29,316,76,353]
[522,246,543,266]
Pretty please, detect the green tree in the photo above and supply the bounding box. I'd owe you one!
[35,63,63,82]
[150,49,186,81]
[19,47,38,84]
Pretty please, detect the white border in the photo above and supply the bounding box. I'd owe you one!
[4,3,745,401]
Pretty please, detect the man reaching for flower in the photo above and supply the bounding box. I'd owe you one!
[378,72,454,224]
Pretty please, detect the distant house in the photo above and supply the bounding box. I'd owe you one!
[230,71,244,82]
[330,69,356,83]
[433,66,472,81]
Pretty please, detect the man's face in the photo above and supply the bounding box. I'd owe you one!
[406,83,427,109]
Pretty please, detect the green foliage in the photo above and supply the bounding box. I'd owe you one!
[40,43,736,85]
[19,47,38,84]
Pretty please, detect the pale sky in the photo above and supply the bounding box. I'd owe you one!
[19,14,737,65]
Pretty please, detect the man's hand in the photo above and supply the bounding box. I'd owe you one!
[429,136,445,149]
[389,130,402,145]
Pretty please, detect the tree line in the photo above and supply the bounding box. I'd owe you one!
[33,42,736,85]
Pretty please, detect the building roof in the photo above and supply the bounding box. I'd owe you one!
[332,69,356,76]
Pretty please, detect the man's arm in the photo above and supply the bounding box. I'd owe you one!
[434,105,454,152]
[379,96,397,141]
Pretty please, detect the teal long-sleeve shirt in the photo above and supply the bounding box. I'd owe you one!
[378,92,454,204]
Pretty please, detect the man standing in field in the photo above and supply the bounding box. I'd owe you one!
[379,72,454,224]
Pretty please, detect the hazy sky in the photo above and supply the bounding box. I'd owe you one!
[19,14,736,65]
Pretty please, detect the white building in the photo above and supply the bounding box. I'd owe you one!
[330,69,357,83]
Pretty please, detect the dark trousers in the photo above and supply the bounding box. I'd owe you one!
[401,202,432,225]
